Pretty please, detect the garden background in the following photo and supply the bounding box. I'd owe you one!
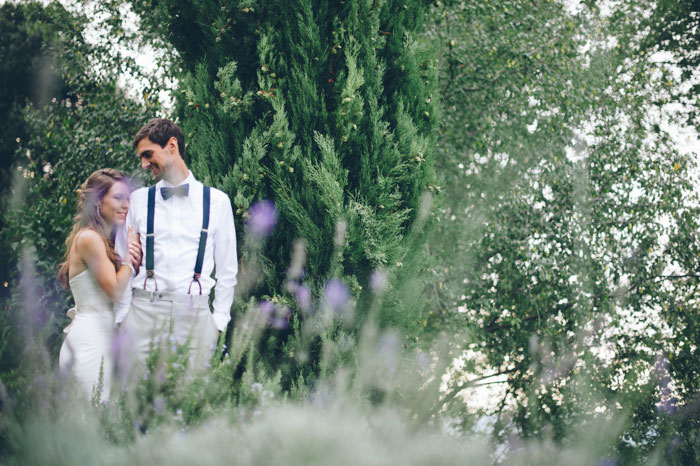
[1,0,700,464]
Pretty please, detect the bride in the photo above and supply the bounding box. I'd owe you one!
[57,168,141,400]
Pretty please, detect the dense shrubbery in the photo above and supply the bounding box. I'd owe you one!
[0,0,156,390]
[2,0,700,464]
[123,0,443,397]
[0,250,661,465]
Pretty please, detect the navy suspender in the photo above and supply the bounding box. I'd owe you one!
[144,186,157,290]
[143,184,211,295]
[189,185,210,295]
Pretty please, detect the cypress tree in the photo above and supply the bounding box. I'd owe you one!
[130,0,438,386]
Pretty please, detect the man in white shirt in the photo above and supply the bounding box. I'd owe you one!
[115,118,238,370]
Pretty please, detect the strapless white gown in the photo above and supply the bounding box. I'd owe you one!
[58,269,114,399]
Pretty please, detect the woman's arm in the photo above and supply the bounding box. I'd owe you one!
[75,229,134,301]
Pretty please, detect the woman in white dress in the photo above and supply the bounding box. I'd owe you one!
[57,168,141,400]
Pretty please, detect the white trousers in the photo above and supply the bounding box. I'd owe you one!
[122,290,218,371]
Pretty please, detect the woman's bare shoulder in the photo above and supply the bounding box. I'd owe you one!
[74,228,106,255]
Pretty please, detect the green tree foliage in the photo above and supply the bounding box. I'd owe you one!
[129,0,439,386]
[426,0,609,438]
[427,0,700,461]
[635,0,700,151]
[638,0,700,72]
[1,1,155,378]
[615,1,700,462]
[0,2,79,298]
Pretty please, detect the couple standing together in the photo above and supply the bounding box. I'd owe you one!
[57,118,238,399]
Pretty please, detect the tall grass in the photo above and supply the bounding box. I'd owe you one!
[0,206,671,466]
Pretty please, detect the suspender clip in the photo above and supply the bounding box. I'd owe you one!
[188,273,203,295]
[143,269,159,292]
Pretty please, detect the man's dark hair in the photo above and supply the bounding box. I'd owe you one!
[133,118,185,158]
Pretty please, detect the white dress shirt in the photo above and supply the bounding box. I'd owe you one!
[114,171,238,331]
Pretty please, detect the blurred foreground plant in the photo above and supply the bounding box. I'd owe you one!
[0,224,689,466]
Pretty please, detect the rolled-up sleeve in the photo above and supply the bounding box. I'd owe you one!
[212,194,238,331]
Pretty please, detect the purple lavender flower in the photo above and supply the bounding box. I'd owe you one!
[378,332,400,374]
[110,329,134,385]
[247,200,278,237]
[295,285,312,311]
[654,354,670,378]
[669,435,681,453]
[285,280,298,293]
[154,395,166,413]
[272,308,291,329]
[541,368,558,385]
[20,254,48,336]
[654,353,677,413]
[660,397,678,414]
[416,352,429,370]
[324,279,349,312]
[369,268,388,292]
[379,332,400,356]
[258,300,275,322]
[272,318,286,329]
[167,334,179,352]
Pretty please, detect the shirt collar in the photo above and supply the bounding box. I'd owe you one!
[158,170,197,188]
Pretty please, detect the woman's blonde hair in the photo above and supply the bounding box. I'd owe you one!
[57,168,129,289]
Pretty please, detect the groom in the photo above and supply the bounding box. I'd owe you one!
[115,118,238,369]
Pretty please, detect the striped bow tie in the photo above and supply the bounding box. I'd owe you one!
[161,184,190,200]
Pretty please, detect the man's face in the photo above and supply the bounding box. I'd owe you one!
[136,137,177,181]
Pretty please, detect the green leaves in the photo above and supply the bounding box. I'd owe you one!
[132,0,440,391]
[1,2,156,364]
[427,0,700,456]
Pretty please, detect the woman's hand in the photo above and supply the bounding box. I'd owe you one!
[126,226,142,272]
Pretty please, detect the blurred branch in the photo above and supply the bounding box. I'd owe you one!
[442,368,518,405]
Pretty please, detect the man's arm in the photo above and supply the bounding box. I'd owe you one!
[212,194,238,332]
